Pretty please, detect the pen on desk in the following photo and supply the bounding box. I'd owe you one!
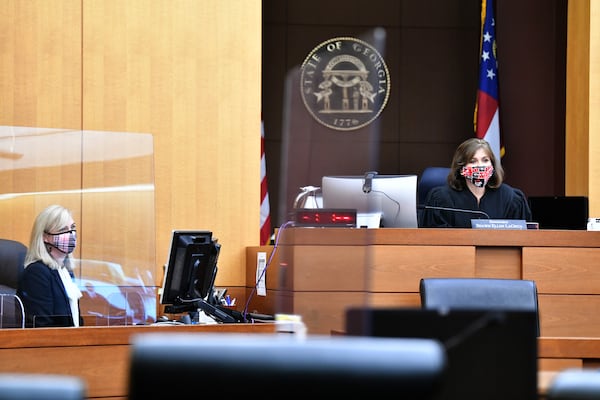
[225,295,231,306]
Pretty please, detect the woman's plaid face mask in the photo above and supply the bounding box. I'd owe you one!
[45,229,77,254]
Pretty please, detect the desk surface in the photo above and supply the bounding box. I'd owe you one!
[0,322,276,349]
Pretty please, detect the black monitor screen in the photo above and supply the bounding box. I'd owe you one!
[160,230,219,306]
[528,196,589,230]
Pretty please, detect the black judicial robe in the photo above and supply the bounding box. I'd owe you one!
[419,183,532,228]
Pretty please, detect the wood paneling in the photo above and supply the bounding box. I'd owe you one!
[524,247,600,294]
[0,324,276,400]
[0,1,262,308]
[0,0,82,128]
[475,247,522,278]
[82,0,261,287]
[565,0,591,199]
[538,295,600,337]
[275,227,600,335]
[370,245,475,292]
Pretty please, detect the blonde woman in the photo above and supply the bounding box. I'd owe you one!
[17,205,82,327]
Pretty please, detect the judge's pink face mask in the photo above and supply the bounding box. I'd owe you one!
[460,165,494,187]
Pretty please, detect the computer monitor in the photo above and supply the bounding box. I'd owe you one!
[321,174,418,228]
[528,196,589,230]
[160,230,236,323]
[346,307,538,400]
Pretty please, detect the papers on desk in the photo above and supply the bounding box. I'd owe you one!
[256,252,267,296]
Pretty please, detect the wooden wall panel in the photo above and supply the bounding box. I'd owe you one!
[80,0,261,287]
[539,294,600,337]
[0,324,277,400]
[0,0,82,128]
[475,247,522,278]
[0,1,261,325]
[370,245,475,292]
[277,228,600,336]
[523,247,600,294]
[565,0,590,199]
[0,1,83,240]
[0,345,129,398]
[291,291,368,335]
[368,292,421,308]
[282,245,369,291]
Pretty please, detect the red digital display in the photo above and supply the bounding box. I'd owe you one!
[292,209,357,227]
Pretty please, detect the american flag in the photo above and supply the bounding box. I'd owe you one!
[260,119,271,245]
[475,0,503,160]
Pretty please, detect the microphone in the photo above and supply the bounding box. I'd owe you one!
[362,171,378,193]
[417,204,490,219]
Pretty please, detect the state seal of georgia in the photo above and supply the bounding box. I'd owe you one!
[300,36,391,131]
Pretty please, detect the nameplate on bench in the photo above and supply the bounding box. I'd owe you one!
[471,219,528,230]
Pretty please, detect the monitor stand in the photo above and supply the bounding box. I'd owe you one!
[164,298,237,324]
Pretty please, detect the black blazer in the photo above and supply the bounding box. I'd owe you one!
[17,261,82,328]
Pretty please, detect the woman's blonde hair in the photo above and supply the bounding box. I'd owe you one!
[24,204,74,270]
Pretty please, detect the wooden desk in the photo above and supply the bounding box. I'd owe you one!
[266,227,600,335]
[0,323,276,399]
[540,336,600,365]
[539,336,600,396]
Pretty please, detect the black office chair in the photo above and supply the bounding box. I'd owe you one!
[419,277,541,336]
[546,368,600,400]
[0,239,27,328]
[0,238,27,295]
[128,333,447,397]
[417,167,450,225]
[0,373,86,400]
[418,167,451,206]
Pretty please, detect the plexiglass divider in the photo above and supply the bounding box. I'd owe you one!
[273,29,389,335]
[0,127,157,326]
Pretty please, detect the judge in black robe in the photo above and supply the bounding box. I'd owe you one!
[420,183,532,228]
[419,138,532,228]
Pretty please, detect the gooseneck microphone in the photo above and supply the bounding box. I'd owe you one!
[362,171,378,193]
[418,204,490,219]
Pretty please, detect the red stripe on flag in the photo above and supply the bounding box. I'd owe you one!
[475,90,498,139]
[260,120,271,245]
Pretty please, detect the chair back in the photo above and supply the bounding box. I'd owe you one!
[128,333,447,398]
[419,277,540,336]
[346,307,538,400]
[0,239,27,295]
[418,167,450,205]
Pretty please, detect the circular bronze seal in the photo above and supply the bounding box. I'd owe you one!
[300,37,391,131]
